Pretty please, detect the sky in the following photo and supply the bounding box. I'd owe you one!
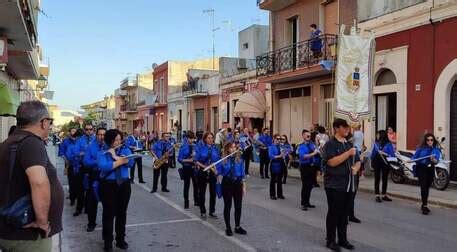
[38,0,269,111]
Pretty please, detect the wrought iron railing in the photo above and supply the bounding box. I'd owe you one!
[256,34,337,78]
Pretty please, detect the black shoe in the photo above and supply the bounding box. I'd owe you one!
[278,196,285,200]
[194,202,199,206]
[226,228,233,236]
[301,205,308,211]
[305,204,316,208]
[130,180,135,184]
[282,180,287,184]
[162,188,170,192]
[150,189,157,193]
[209,213,218,219]
[86,225,96,232]
[422,206,430,215]
[70,200,75,206]
[326,241,341,251]
[270,196,277,200]
[201,213,207,219]
[116,240,129,250]
[73,211,81,217]
[234,226,247,235]
[103,241,113,251]
[348,216,361,223]
[265,176,270,179]
[184,201,189,209]
[375,196,382,203]
[338,241,355,250]
[261,176,265,179]
[139,180,146,184]
[382,196,392,202]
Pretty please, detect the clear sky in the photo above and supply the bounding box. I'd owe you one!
[38,0,268,111]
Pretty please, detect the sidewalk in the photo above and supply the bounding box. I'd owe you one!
[248,162,457,209]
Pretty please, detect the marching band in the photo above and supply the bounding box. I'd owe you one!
[56,118,444,252]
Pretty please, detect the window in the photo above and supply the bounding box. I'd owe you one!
[243,43,249,49]
[159,77,165,103]
[376,69,397,86]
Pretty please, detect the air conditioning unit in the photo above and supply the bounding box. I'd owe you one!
[237,58,247,69]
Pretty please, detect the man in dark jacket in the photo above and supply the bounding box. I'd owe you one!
[321,118,361,251]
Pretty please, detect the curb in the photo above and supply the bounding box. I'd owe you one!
[248,163,457,209]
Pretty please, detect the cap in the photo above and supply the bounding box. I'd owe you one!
[333,118,349,129]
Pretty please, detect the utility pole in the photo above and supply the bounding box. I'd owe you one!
[203,8,219,70]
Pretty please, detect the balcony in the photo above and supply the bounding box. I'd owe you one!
[257,0,296,11]
[115,88,127,97]
[182,79,208,98]
[0,0,39,51]
[120,76,138,90]
[256,34,337,79]
[7,47,40,79]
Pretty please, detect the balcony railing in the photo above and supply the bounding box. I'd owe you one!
[256,34,337,78]
[120,103,137,112]
[182,80,208,98]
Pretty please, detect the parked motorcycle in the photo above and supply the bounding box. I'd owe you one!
[388,137,451,191]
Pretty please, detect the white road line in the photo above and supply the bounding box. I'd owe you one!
[135,183,257,252]
[93,218,200,231]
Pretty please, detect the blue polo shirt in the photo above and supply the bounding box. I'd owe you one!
[152,139,172,158]
[97,145,134,181]
[125,135,144,150]
[83,140,107,171]
[268,144,284,174]
[258,134,272,148]
[297,141,317,165]
[178,139,194,168]
[194,143,220,166]
[217,157,245,181]
[412,146,441,166]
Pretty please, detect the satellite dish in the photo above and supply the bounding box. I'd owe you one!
[151,63,158,70]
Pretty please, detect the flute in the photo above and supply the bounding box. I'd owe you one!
[203,144,251,172]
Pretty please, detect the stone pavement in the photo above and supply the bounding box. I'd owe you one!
[248,162,457,209]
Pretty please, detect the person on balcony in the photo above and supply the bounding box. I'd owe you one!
[309,24,323,58]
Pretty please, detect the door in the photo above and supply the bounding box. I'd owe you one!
[195,109,205,133]
[450,82,457,180]
[376,93,397,132]
[279,98,291,139]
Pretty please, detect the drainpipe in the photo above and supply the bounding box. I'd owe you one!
[430,0,436,137]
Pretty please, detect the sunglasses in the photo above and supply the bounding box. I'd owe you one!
[275,138,281,140]
[426,138,434,142]
[85,128,94,131]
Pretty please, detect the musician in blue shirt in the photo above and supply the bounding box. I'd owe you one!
[370,130,395,203]
[268,134,286,200]
[280,135,293,184]
[217,142,247,237]
[258,128,273,179]
[60,127,77,205]
[296,130,319,210]
[150,132,173,193]
[177,131,198,209]
[66,130,85,215]
[240,128,253,176]
[96,129,133,251]
[125,129,145,184]
[83,127,107,232]
[194,132,221,219]
[412,133,441,215]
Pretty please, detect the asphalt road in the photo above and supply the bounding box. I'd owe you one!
[51,147,457,252]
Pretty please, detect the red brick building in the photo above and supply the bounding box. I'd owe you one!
[152,62,168,135]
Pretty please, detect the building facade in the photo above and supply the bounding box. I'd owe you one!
[257,0,356,144]
[358,0,457,180]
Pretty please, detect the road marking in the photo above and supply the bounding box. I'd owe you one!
[135,183,257,252]
[93,218,200,231]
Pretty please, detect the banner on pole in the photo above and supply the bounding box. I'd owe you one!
[335,25,375,123]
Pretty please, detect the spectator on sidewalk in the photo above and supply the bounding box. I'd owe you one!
[0,101,64,252]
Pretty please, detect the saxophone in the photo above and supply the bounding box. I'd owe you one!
[153,144,179,169]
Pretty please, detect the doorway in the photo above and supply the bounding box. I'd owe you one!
[376,93,397,132]
[450,81,457,180]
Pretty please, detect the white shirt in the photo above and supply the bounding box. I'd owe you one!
[353,130,364,152]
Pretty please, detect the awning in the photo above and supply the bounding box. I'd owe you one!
[0,81,19,116]
[233,89,266,118]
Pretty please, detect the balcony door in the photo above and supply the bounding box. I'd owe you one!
[288,17,299,69]
[195,109,205,133]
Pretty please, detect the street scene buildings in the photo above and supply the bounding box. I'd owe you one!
[2,0,457,251]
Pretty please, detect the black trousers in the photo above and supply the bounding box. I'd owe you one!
[269,171,283,197]
[73,171,86,213]
[67,163,76,202]
[100,181,131,242]
[182,167,199,203]
[198,170,216,214]
[222,178,243,229]
[417,164,434,206]
[130,157,143,181]
[242,148,252,175]
[170,152,176,168]
[259,149,270,177]
[152,163,169,191]
[283,159,289,183]
[300,164,314,206]
[325,188,351,244]
[374,160,390,195]
[86,170,100,227]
